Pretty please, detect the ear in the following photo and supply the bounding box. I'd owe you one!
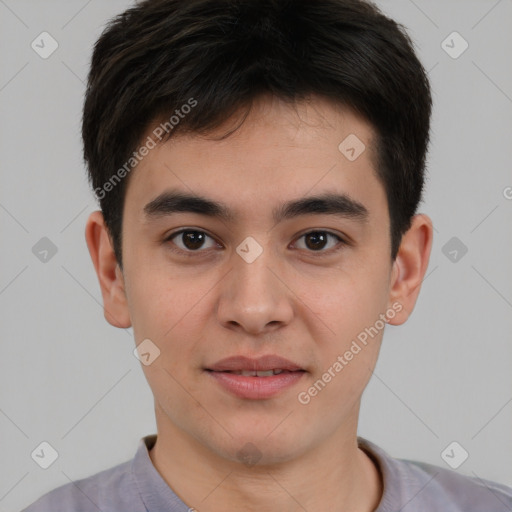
[85,210,131,328]
[387,214,433,325]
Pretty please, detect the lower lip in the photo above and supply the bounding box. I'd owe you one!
[206,370,305,399]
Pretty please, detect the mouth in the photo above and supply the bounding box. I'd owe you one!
[205,354,305,373]
[207,369,304,377]
[205,355,306,399]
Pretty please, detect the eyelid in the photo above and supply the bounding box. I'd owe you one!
[293,228,347,243]
[291,230,348,254]
[165,228,220,254]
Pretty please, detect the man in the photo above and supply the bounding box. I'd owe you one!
[24,0,512,510]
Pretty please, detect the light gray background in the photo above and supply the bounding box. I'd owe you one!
[1,1,511,510]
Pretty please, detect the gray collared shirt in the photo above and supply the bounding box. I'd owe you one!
[23,434,512,511]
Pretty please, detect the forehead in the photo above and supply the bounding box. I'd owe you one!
[123,95,384,222]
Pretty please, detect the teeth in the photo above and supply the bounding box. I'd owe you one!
[256,370,275,377]
[229,369,286,376]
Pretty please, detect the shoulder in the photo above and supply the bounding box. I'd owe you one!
[22,459,140,512]
[358,438,512,512]
[397,457,512,511]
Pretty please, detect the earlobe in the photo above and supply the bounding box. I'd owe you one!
[387,214,433,326]
[85,211,132,328]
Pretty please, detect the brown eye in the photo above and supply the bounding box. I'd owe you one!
[304,232,328,250]
[295,231,344,252]
[168,230,217,252]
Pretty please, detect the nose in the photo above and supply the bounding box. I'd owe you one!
[216,242,294,335]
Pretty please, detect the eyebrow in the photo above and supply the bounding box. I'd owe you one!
[143,189,369,224]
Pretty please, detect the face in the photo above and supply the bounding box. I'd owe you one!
[87,95,431,465]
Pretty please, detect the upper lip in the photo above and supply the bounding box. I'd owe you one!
[207,355,304,372]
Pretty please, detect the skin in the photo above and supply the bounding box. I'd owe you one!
[86,94,433,511]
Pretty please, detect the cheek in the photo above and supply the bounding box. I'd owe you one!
[307,263,389,334]
[302,260,390,381]
[128,271,216,391]
[127,268,205,339]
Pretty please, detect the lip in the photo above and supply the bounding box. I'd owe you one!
[207,355,304,372]
[205,355,306,400]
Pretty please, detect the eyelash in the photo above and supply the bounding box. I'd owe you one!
[163,229,347,257]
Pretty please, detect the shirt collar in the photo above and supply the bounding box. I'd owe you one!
[131,434,190,511]
[357,436,404,511]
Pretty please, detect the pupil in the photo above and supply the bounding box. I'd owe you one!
[305,232,327,250]
[183,231,205,250]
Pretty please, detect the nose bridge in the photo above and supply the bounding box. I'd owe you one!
[235,241,273,291]
[232,236,278,302]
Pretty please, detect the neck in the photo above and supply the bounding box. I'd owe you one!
[149,407,382,511]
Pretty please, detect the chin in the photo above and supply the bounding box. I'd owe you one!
[210,428,308,467]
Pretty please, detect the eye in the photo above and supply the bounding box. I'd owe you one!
[293,231,345,253]
[166,229,219,252]
[165,229,346,256]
